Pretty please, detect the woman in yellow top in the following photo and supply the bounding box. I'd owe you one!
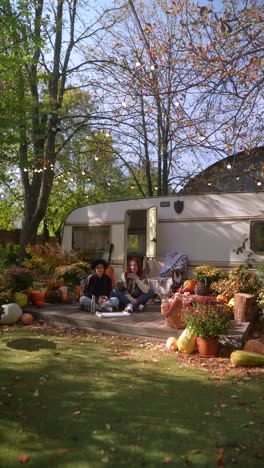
[112,257,154,312]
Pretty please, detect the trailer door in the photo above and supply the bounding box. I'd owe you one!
[146,206,157,258]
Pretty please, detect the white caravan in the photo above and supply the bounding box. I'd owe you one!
[62,191,264,280]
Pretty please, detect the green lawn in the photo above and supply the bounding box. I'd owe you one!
[0,324,263,467]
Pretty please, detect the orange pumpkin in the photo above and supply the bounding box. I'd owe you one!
[21,313,34,325]
[216,294,228,303]
[183,279,196,293]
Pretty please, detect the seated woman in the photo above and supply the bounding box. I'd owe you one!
[79,259,119,312]
[112,257,154,312]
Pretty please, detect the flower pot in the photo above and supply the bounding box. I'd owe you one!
[196,336,219,357]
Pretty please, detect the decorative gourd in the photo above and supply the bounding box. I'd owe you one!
[216,294,228,304]
[230,350,264,367]
[166,337,178,351]
[183,279,196,293]
[21,313,34,325]
[244,339,264,356]
[177,328,196,354]
[0,303,23,324]
[13,292,28,308]
[228,298,235,308]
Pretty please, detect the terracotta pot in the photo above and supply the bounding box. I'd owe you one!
[196,336,219,357]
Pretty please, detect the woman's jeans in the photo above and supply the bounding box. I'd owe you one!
[79,296,119,311]
[111,288,155,309]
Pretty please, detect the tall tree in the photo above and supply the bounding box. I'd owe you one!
[85,0,263,194]
[0,0,119,260]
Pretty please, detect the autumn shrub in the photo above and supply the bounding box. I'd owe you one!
[54,264,87,285]
[24,242,66,276]
[211,266,262,300]
[4,267,34,293]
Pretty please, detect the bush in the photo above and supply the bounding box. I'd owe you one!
[211,266,262,300]
[0,243,19,273]
[3,267,33,293]
[54,264,87,285]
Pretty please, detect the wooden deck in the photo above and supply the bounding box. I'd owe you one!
[24,301,251,346]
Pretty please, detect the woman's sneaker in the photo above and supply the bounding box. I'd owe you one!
[138,304,144,311]
[125,303,133,312]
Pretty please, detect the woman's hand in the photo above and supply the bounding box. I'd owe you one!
[98,296,108,305]
[128,273,138,281]
[131,297,138,304]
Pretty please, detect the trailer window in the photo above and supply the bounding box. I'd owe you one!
[73,225,110,252]
[250,221,264,253]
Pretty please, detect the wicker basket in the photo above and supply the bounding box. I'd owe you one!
[161,296,186,329]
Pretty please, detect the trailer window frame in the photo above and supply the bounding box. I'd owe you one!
[72,225,111,253]
[250,221,264,254]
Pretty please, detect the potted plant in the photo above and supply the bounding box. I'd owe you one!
[192,265,227,296]
[3,267,34,293]
[182,302,231,357]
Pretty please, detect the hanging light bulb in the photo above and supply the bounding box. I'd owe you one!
[150,64,155,71]
[257,181,262,186]
[236,175,240,180]
[81,171,85,176]
[136,61,141,67]
[208,182,212,186]
[227,163,232,169]
[175,101,180,107]
[94,156,99,161]
[122,101,127,107]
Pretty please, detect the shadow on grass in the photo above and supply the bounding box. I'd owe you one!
[6,338,57,351]
[1,328,263,468]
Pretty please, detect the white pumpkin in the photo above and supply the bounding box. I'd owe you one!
[0,303,23,325]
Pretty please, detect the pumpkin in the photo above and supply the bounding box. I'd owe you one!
[166,337,178,351]
[13,292,28,308]
[35,300,45,308]
[0,303,23,324]
[177,328,196,354]
[21,313,34,325]
[183,279,196,293]
[216,294,228,304]
[244,339,264,355]
[230,350,264,367]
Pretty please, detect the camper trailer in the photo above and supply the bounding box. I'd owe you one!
[62,192,264,280]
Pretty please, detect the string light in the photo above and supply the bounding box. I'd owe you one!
[175,101,180,107]
[226,163,232,169]
[257,181,262,186]
[150,65,155,71]
[207,182,211,186]
[136,61,141,67]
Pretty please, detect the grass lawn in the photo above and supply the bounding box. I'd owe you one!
[0,323,264,467]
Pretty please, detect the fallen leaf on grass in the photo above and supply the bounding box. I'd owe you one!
[33,389,39,397]
[17,453,29,463]
[58,448,69,454]
[72,410,81,415]
[162,456,173,463]
[216,447,225,467]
